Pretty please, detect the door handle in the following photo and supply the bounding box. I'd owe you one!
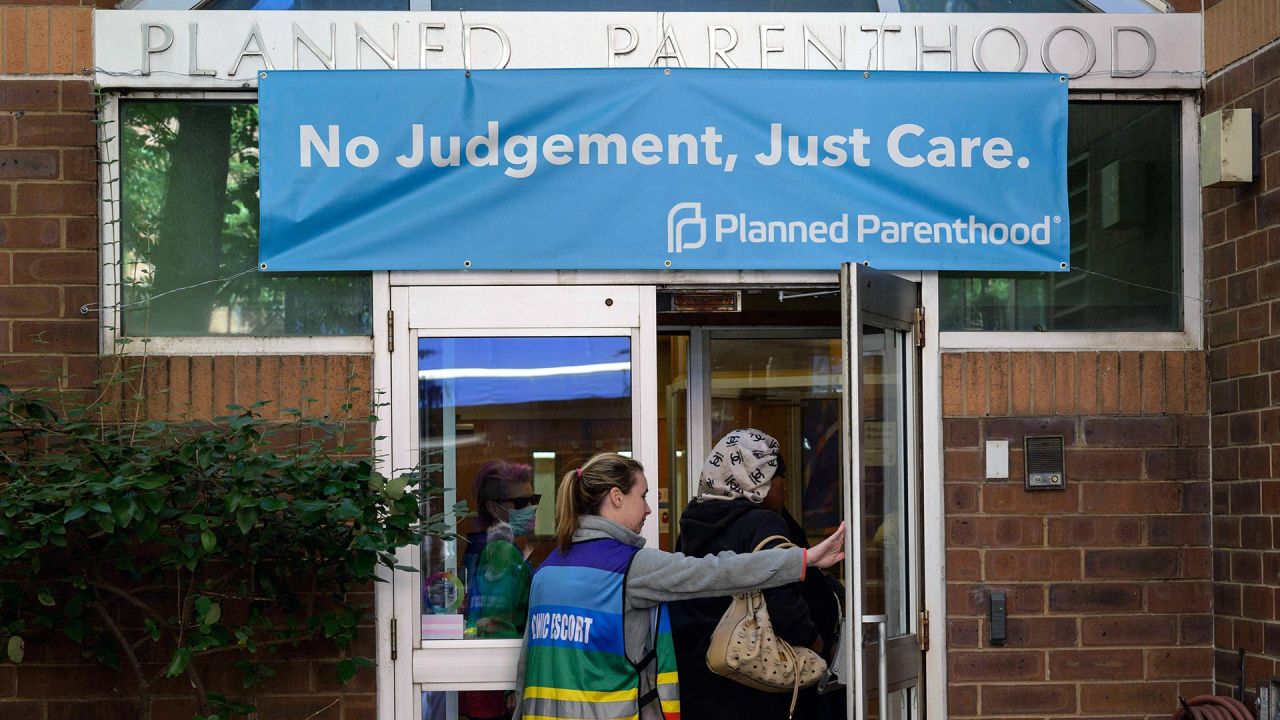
[863,614,888,718]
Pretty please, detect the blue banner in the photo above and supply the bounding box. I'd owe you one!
[259,68,1068,272]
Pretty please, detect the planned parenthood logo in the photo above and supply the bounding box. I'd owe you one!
[667,202,706,254]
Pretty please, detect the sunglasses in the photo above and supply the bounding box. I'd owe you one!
[497,494,542,509]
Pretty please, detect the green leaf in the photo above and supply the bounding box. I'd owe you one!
[164,647,192,677]
[63,506,89,523]
[235,508,258,535]
[200,529,216,552]
[205,602,221,626]
[335,658,358,684]
[37,590,54,607]
[6,636,23,663]
[383,476,407,501]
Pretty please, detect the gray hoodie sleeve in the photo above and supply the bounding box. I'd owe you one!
[625,546,804,610]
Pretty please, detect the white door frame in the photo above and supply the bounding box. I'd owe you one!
[372,271,946,720]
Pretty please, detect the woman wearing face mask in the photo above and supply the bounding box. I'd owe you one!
[460,460,540,720]
[512,452,846,720]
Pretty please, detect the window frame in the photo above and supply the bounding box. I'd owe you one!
[99,90,375,356]
[938,91,1202,351]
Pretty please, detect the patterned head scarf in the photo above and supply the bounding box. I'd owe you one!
[697,428,785,503]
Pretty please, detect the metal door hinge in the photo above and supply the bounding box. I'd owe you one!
[918,610,930,652]
[914,307,926,348]
[390,617,398,660]
[387,310,395,353]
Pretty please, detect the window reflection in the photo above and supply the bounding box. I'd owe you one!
[416,335,633,650]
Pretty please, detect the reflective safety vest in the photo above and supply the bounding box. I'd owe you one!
[523,538,680,720]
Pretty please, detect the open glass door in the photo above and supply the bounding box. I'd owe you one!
[840,264,924,720]
[388,285,656,720]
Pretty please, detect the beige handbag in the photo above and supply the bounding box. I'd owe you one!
[705,535,828,719]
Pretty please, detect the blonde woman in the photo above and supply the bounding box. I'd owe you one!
[513,452,845,720]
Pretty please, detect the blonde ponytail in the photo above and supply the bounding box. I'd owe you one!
[554,453,644,553]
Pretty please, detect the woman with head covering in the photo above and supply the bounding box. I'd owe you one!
[512,452,846,720]
[669,428,829,720]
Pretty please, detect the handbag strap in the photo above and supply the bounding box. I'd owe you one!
[752,534,795,553]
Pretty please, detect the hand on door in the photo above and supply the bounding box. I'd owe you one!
[806,521,846,569]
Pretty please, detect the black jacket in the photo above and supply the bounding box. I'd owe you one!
[669,498,819,720]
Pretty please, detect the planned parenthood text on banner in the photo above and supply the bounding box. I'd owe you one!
[258,68,1068,272]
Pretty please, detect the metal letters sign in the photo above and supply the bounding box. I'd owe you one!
[259,68,1068,272]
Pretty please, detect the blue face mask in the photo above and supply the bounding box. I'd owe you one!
[506,505,538,536]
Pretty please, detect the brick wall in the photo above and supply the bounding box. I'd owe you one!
[942,350,1213,719]
[1202,29,1280,700]
[0,6,382,717]
[1,3,98,392]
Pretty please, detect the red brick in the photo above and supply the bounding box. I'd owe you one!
[1076,351,1098,414]
[1187,352,1209,413]
[963,353,986,417]
[213,355,234,417]
[0,149,56,179]
[0,115,11,146]
[1030,353,1054,415]
[1228,340,1260,377]
[944,418,979,448]
[986,417,1076,446]
[947,548,981,582]
[1065,449,1143,480]
[947,583,1044,615]
[1082,482,1180,513]
[1053,353,1075,415]
[1146,647,1212,680]
[0,285,56,316]
[981,684,1075,714]
[0,80,60,111]
[60,79,94,112]
[0,216,60,247]
[14,182,95,215]
[1079,681,1180,714]
[61,146,94,181]
[1147,515,1211,547]
[944,449,982,482]
[1082,615,1177,646]
[11,251,94,284]
[1082,417,1178,447]
[1145,448,1211,480]
[987,352,1010,417]
[1047,516,1143,546]
[943,352,963,416]
[948,685,977,716]
[1140,350,1164,413]
[948,516,1043,548]
[14,114,94,146]
[1010,352,1032,415]
[949,651,1044,681]
[65,216,95,248]
[1098,351,1120,413]
[1006,617,1078,648]
[1048,583,1141,612]
[1118,351,1141,413]
[11,319,95,353]
[1049,649,1142,680]
[987,549,1079,581]
[984,483,1079,514]
[946,484,978,513]
[251,695,342,720]
[48,700,142,720]
[1084,549,1181,579]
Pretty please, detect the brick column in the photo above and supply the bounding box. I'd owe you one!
[0,3,97,391]
[942,350,1213,718]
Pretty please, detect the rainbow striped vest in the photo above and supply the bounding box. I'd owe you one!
[523,538,680,720]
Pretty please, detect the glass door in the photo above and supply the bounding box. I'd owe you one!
[389,285,656,720]
[840,264,924,720]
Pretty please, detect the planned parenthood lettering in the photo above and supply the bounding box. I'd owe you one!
[258,68,1068,272]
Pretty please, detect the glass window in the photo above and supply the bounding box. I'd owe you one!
[940,102,1182,332]
[447,0,878,9]
[416,334,632,652]
[199,0,409,9]
[899,0,1089,10]
[119,101,371,337]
